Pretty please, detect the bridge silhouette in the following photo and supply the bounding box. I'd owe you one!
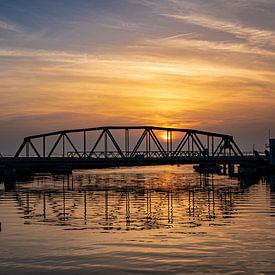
[0,126,256,173]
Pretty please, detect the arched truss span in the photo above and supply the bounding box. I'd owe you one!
[14,126,243,159]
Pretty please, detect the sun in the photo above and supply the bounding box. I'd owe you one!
[159,131,172,142]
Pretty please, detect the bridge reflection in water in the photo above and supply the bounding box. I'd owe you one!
[3,167,261,231]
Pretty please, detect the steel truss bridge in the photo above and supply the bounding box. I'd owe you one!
[0,126,255,173]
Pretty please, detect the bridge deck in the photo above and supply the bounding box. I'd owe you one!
[0,156,256,172]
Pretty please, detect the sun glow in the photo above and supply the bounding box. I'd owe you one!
[159,131,172,142]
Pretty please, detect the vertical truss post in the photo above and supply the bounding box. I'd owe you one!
[146,129,149,157]
[212,136,214,156]
[207,135,210,156]
[125,129,129,157]
[145,128,151,158]
[148,130,151,157]
[191,134,194,152]
[62,134,65,157]
[149,129,151,156]
[167,130,169,154]
[84,131,87,157]
[104,130,108,158]
[43,136,46,158]
[170,131,173,154]
[166,130,172,157]
[26,141,29,157]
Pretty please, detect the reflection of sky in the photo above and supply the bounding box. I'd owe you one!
[0,166,275,273]
[0,0,275,153]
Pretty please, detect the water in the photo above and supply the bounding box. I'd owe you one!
[0,165,275,274]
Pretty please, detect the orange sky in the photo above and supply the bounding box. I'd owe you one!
[0,0,275,153]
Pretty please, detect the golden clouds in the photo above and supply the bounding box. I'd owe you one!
[0,43,275,133]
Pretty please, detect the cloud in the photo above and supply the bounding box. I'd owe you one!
[0,48,85,60]
[146,36,275,57]
[100,18,144,31]
[1,45,274,90]
[162,13,275,45]
[0,20,21,33]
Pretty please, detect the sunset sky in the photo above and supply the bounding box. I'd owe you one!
[0,0,275,153]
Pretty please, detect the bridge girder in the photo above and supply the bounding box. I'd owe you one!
[14,126,243,159]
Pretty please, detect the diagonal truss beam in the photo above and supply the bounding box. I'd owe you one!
[190,133,205,154]
[88,130,105,157]
[130,129,147,157]
[106,129,125,158]
[174,133,189,156]
[149,129,166,157]
[14,139,27,158]
[48,134,63,157]
[231,139,243,157]
[28,140,41,158]
[213,139,224,157]
[192,133,207,155]
[64,133,81,158]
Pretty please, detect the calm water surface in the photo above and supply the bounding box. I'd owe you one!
[0,165,275,274]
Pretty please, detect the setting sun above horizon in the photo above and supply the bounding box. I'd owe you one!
[159,131,173,142]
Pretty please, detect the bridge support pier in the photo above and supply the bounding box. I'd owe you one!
[228,164,235,176]
[222,164,227,175]
[3,179,16,191]
[0,167,16,179]
[0,167,16,191]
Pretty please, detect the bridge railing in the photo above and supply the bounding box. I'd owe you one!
[66,151,206,158]
[242,151,266,157]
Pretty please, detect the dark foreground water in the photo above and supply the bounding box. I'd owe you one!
[0,165,275,274]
